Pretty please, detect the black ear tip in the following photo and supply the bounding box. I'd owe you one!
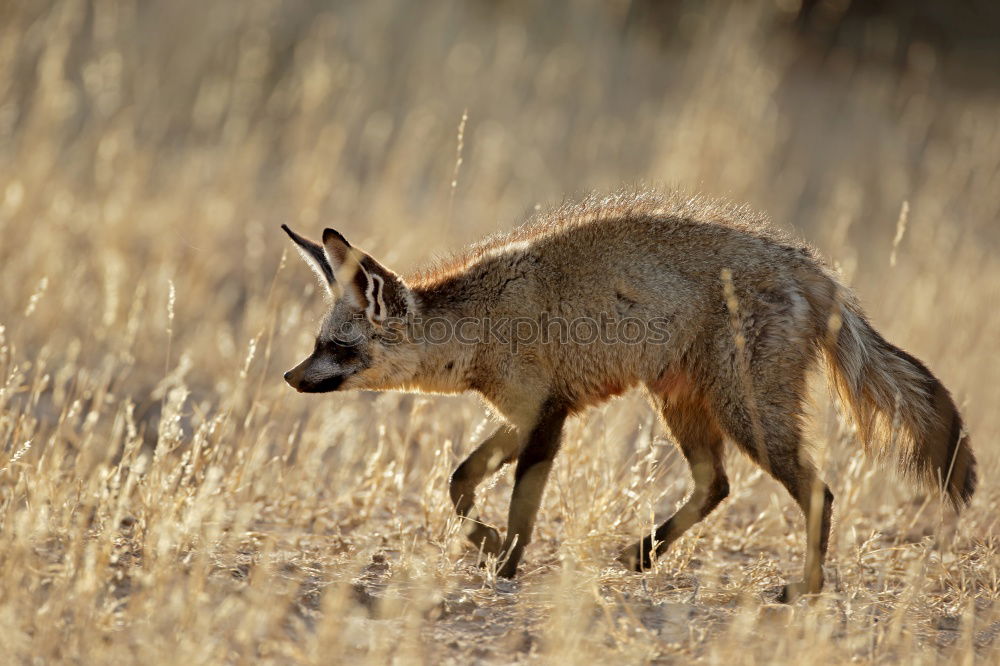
[323,227,351,247]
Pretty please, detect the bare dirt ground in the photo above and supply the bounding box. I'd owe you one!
[1,1,998,663]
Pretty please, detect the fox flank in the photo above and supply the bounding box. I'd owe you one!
[281,189,976,602]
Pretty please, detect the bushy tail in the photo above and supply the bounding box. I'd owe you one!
[821,299,976,508]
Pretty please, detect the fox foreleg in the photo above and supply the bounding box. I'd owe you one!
[449,425,522,556]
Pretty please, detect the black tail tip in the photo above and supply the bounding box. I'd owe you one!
[947,452,977,510]
[957,462,977,508]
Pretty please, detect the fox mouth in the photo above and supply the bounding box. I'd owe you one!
[288,375,346,393]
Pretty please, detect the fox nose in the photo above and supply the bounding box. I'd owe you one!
[284,369,303,391]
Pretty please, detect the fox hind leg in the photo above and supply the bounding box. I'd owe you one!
[710,380,833,601]
[620,388,729,571]
[775,466,833,602]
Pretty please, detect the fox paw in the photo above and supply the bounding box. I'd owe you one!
[466,523,502,558]
[617,543,654,572]
[497,558,519,579]
[775,581,821,603]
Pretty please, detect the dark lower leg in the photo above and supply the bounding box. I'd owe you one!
[620,392,729,571]
[449,426,520,554]
[777,469,834,602]
[497,460,553,577]
[621,462,729,571]
[497,398,568,578]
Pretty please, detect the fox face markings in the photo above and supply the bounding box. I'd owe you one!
[315,337,363,366]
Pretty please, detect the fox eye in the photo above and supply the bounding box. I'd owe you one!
[316,339,360,363]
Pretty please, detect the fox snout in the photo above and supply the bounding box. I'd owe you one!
[283,356,346,393]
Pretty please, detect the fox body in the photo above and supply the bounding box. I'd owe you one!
[282,190,975,601]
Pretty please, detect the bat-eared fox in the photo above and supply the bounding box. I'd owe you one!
[281,190,975,602]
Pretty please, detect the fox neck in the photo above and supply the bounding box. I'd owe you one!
[405,335,474,394]
[394,292,477,395]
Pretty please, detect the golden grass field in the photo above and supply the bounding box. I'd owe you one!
[1,1,998,663]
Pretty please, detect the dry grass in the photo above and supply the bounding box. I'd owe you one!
[1,1,998,663]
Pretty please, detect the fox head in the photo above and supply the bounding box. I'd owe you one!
[281,225,420,393]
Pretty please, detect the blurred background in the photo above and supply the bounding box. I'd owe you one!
[2,0,998,432]
[0,2,998,662]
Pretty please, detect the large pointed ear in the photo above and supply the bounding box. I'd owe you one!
[322,228,412,325]
[281,224,335,294]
